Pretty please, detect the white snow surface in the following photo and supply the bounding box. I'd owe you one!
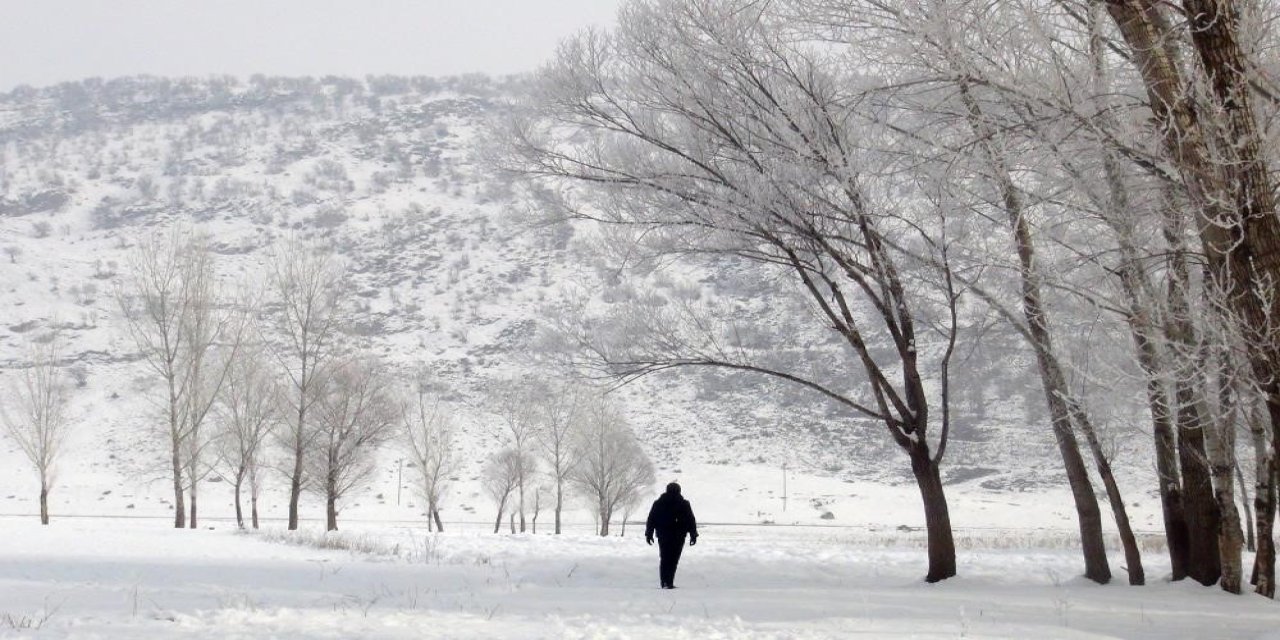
[3,517,1279,639]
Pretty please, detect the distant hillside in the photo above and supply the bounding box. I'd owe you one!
[0,75,1156,522]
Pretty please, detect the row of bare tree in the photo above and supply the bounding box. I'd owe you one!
[3,231,656,536]
[481,385,654,536]
[500,0,1280,594]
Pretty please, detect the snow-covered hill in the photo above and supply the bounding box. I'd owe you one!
[0,75,1155,529]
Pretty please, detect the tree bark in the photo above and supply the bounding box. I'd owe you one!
[1103,0,1280,590]
[172,438,185,529]
[326,489,338,532]
[251,494,260,530]
[39,482,49,526]
[234,475,245,529]
[288,411,304,531]
[1067,399,1145,584]
[1254,400,1277,595]
[911,448,957,583]
[1237,460,1255,552]
[555,480,563,535]
[188,483,198,529]
[958,82,1110,584]
[493,496,506,534]
[1210,342,1244,593]
[433,508,444,533]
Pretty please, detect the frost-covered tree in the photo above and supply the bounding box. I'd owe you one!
[503,0,963,580]
[267,237,347,531]
[483,447,534,534]
[307,356,399,531]
[403,379,457,532]
[1,335,73,525]
[215,345,278,530]
[569,399,654,537]
[117,229,243,529]
[534,382,584,534]
[488,379,542,532]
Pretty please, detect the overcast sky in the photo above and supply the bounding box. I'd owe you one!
[0,1,623,90]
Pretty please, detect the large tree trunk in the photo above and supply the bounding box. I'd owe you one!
[910,448,956,583]
[39,482,49,526]
[599,504,611,537]
[1210,343,1244,593]
[1253,399,1277,595]
[1104,0,1280,590]
[1162,222,1221,586]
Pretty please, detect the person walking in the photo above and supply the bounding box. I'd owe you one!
[645,482,698,589]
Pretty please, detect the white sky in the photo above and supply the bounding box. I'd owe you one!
[0,1,624,90]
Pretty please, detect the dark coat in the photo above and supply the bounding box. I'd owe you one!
[645,490,698,541]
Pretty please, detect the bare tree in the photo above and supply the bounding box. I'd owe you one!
[306,356,399,531]
[534,382,583,534]
[1,335,73,525]
[216,345,278,529]
[268,237,346,531]
[489,380,541,532]
[483,447,533,534]
[503,0,963,580]
[569,399,655,536]
[403,380,457,532]
[117,229,241,529]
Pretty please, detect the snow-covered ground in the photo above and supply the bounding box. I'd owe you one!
[3,517,1278,639]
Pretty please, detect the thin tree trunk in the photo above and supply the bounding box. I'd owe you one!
[39,481,49,526]
[911,448,957,583]
[188,483,198,529]
[433,508,444,533]
[251,494,260,530]
[493,496,506,534]
[326,485,338,532]
[555,480,563,535]
[1130,320,1189,579]
[172,438,185,529]
[509,511,516,534]
[1238,460,1256,552]
[518,481,526,533]
[288,418,304,531]
[959,82,1110,584]
[1067,399,1145,585]
[234,474,245,529]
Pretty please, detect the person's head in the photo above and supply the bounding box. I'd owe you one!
[665,482,681,495]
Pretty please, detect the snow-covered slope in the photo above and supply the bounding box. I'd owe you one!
[0,75,1155,529]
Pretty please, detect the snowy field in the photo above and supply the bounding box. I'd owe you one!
[3,518,1279,639]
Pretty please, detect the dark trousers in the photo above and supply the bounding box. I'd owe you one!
[657,534,686,587]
